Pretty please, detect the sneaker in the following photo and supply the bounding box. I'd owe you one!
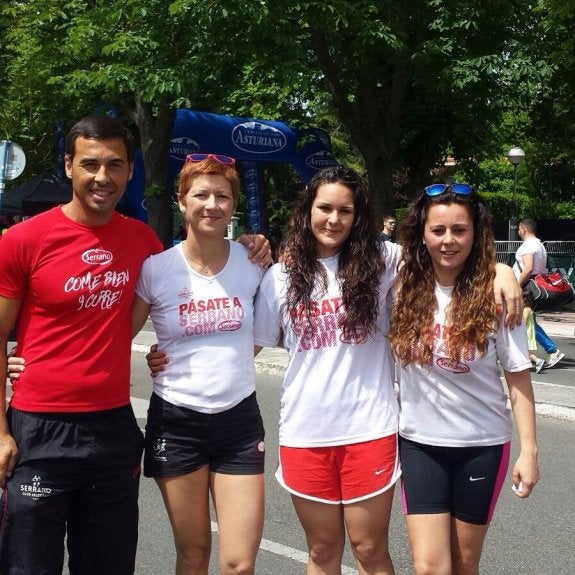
[544,350,565,369]
[535,358,545,373]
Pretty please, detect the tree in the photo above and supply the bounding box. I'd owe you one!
[249,1,570,218]
[2,0,572,233]
[1,0,278,246]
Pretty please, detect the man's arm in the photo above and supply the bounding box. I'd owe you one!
[517,253,534,288]
[0,296,22,488]
[236,233,272,267]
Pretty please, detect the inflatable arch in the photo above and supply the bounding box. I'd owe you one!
[126,109,338,232]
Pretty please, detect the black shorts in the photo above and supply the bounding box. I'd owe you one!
[0,405,144,575]
[399,436,510,525]
[144,392,265,478]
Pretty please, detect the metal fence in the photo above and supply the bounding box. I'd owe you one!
[495,241,575,265]
[495,242,575,292]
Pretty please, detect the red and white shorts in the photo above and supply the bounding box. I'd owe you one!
[276,434,401,504]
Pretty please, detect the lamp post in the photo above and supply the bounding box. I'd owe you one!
[507,146,525,242]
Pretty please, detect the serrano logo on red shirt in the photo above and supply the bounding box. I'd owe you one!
[82,249,113,266]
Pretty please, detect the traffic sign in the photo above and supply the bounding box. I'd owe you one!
[1,141,26,180]
[0,140,26,194]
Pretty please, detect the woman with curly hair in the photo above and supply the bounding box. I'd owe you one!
[254,166,402,574]
[389,184,539,575]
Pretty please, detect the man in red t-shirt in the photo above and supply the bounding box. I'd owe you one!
[0,116,270,575]
[0,116,164,575]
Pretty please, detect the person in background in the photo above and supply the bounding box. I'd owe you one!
[132,154,266,575]
[522,291,545,373]
[513,218,565,369]
[389,183,539,575]
[0,118,270,575]
[380,214,397,242]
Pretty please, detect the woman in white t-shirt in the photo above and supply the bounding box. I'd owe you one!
[254,166,402,574]
[132,155,266,575]
[389,184,539,575]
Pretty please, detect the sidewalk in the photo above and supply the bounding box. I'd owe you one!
[252,307,575,421]
[536,307,575,338]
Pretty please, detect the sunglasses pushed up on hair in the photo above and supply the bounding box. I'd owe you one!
[185,153,236,166]
[424,183,473,197]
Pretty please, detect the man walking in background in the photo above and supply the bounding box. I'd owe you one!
[513,218,565,369]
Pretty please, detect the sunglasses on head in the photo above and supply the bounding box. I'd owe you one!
[424,183,473,197]
[185,153,236,166]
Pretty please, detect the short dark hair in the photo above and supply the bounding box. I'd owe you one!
[65,115,135,163]
[519,218,537,233]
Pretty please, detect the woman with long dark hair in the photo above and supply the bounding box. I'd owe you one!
[254,166,402,574]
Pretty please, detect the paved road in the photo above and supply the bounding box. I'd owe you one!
[128,351,574,575]
[528,335,575,417]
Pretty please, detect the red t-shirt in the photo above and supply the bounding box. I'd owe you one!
[0,207,163,412]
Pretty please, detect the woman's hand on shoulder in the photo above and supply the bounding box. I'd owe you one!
[494,263,523,327]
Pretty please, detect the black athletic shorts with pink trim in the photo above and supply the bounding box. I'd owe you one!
[399,436,510,525]
[144,391,265,478]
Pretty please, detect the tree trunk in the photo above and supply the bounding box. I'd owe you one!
[131,96,176,249]
[308,26,408,219]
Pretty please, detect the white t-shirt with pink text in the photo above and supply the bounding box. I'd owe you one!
[137,241,264,413]
[254,243,401,447]
[398,283,531,447]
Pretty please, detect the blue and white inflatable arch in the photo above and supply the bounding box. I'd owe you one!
[126,109,338,232]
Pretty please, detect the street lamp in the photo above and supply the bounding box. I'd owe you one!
[507,146,525,241]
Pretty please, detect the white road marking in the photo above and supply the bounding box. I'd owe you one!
[535,404,575,421]
[210,522,359,574]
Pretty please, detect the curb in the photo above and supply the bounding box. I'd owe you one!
[535,403,575,422]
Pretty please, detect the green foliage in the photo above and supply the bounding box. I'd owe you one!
[144,184,163,199]
[1,0,574,231]
[453,150,574,221]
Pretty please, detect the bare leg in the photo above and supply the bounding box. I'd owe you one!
[210,472,264,575]
[292,495,345,575]
[156,466,211,575]
[344,487,396,574]
[450,517,489,575]
[405,513,452,575]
